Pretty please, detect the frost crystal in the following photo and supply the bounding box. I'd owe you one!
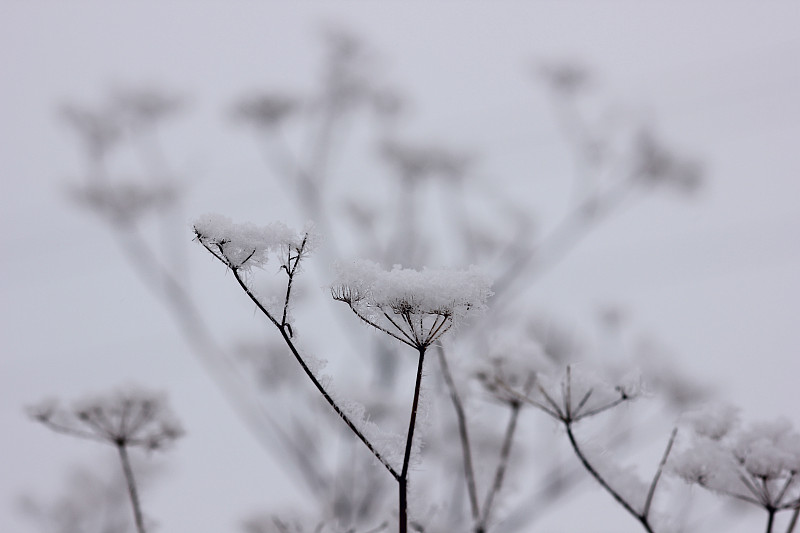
[331,259,492,348]
[193,213,312,270]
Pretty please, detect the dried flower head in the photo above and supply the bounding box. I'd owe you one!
[193,214,313,271]
[631,129,703,194]
[232,93,300,129]
[28,386,184,451]
[331,260,492,349]
[69,180,180,224]
[522,364,641,423]
[112,86,184,128]
[380,139,471,183]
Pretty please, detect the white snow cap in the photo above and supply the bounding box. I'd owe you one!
[332,259,492,347]
[193,213,312,270]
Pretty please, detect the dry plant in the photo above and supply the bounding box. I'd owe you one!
[27,26,799,533]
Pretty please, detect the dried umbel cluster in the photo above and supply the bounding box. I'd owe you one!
[672,406,800,517]
[193,213,313,272]
[331,259,492,350]
[28,386,184,451]
[29,387,183,533]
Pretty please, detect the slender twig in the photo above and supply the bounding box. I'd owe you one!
[228,266,400,480]
[436,345,480,523]
[786,505,799,533]
[282,235,308,327]
[565,423,654,533]
[479,402,521,532]
[399,347,427,533]
[116,443,146,533]
[643,427,678,519]
[573,396,628,422]
[775,474,796,508]
[35,420,109,444]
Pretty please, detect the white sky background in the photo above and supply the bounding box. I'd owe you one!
[1,2,799,532]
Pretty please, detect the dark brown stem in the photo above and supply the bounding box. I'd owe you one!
[400,347,427,533]
[436,345,480,523]
[116,443,146,533]
[479,402,521,532]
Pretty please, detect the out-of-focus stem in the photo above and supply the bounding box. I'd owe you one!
[786,505,799,533]
[565,423,654,533]
[116,443,145,533]
[479,402,521,532]
[436,345,480,523]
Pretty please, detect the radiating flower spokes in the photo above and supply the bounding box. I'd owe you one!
[28,386,184,451]
[331,259,492,349]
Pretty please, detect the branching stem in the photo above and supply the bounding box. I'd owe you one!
[565,423,653,533]
[230,267,400,481]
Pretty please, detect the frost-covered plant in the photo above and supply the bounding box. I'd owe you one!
[28,386,183,533]
[672,406,800,532]
[331,259,491,350]
[331,260,491,532]
[196,216,491,533]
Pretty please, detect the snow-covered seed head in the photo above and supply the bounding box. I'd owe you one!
[193,214,313,271]
[331,259,492,349]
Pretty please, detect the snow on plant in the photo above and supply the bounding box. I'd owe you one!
[331,259,491,349]
[28,386,183,533]
[672,407,800,532]
[196,216,492,533]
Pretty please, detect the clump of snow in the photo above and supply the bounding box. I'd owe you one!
[193,214,313,270]
[331,259,492,348]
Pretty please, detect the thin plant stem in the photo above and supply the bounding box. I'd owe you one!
[766,509,776,533]
[479,402,521,532]
[230,267,401,481]
[564,423,654,533]
[786,506,799,533]
[400,347,427,533]
[643,427,678,520]
[116,443,146,533]
[435,345,480,523]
